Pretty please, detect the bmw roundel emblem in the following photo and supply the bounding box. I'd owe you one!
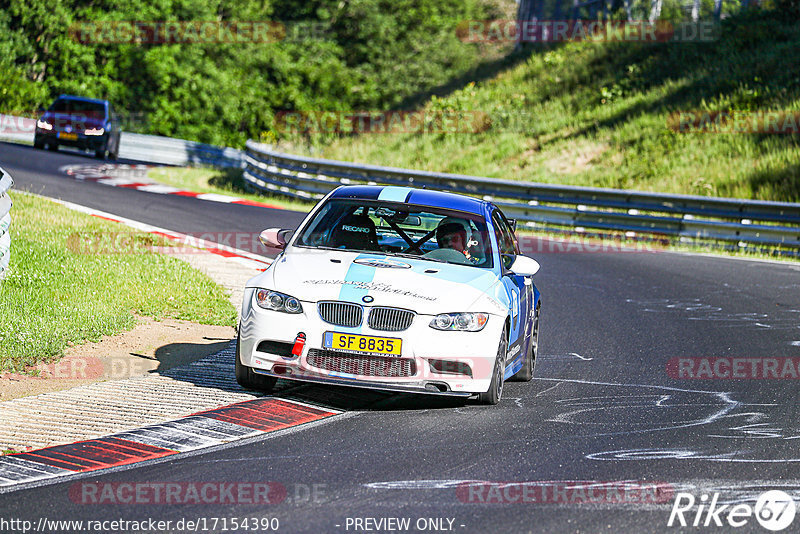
[362,296,374,303]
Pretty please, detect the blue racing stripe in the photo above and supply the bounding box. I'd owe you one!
[336,254,379,334]
[377,186,413,203]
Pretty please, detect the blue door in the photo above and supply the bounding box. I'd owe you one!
[492,210,534,377]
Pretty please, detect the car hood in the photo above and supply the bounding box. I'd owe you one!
[247,248,505,315]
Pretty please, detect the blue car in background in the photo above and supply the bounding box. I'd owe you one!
[34,94,121,160]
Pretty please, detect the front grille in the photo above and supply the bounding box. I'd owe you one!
[318,301,363,327]
[367,307,415,331]
[307,349,416,377]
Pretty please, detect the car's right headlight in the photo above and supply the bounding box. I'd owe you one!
[255,289,303,314]
[430,312,488,332]
[36,119,53,131]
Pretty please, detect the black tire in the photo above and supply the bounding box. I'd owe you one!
[478,328,508,405]
[108,135,119,160]
[95,146,107,159]
[511,305,539,382]
[47,142,58,151]
[235,335,278,393]
[33,136,44,150]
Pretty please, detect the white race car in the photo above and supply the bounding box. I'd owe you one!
[237,185,541,404]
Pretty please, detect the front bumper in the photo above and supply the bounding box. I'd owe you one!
[239,288,504,396]
[36,129,107,150]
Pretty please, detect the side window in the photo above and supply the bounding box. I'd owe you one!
[491,210,516,269]
[497,210,519,254]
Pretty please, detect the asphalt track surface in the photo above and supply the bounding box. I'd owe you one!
[2,140,800,533]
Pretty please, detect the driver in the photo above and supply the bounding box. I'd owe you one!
[436,221,470,257]
[425,217,479,264]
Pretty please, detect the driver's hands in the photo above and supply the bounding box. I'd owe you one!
[462,249,481,265]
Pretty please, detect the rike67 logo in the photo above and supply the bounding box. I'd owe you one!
[668,490,796,531]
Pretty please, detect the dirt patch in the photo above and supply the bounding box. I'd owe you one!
[546,140,609,175]
[504,139,541,171]
[0,317,234,401]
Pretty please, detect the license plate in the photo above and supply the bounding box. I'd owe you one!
[323,332,401,356]
[58,132,78,141]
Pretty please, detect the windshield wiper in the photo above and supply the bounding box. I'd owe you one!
[300,245,369,254]
[389,252,451,264]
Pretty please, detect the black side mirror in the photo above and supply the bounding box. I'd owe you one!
[259,228,293,249]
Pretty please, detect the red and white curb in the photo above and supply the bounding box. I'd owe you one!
[0,397,339,489]
[59,163,285,211]
[30,192,273,271]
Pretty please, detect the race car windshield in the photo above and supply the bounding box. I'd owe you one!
[49,99,105,116]
[295,199,494,269]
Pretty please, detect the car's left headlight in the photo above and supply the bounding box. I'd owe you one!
[430,312,488,332]
[255,289,303,314]
[85,128,105,136]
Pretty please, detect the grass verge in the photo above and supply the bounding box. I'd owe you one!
[0,193,237,374]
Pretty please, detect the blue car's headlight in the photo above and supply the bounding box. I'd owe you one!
[255,289,303,314]
[430,313,488,332]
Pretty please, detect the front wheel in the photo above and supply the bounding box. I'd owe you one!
[478,328,507,405]
[235,335,278,393]
[511,306,539,382]
[107,135,119,160]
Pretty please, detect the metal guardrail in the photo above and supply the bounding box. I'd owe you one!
[0,114,243,168]
[118,132,244,167]
[0,167,13,281]
[244,140,800,249]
